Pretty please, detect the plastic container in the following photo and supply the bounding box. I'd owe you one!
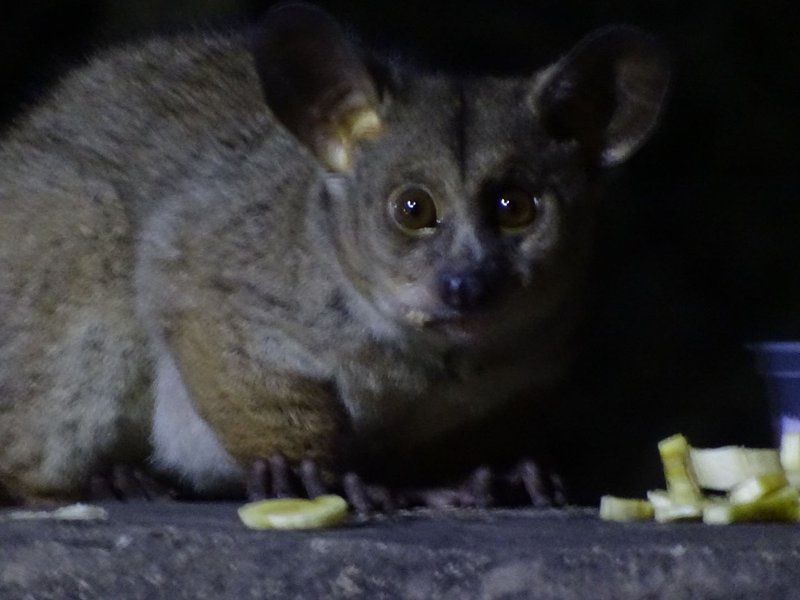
[748,342,800,443]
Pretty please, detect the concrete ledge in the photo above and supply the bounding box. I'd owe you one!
[2,503,800,599]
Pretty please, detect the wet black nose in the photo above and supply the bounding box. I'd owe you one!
[438,268,494,310]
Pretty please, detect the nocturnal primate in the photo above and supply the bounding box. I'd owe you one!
[0,2,669,508]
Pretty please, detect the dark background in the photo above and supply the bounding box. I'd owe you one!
[1,1,797,499]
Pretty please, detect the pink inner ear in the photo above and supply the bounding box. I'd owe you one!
[252,2,380,171]
[537,26,670,167]
[601,53,670,165]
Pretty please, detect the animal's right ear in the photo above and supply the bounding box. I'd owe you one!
[533,26,670,167]
[251,2,384,172]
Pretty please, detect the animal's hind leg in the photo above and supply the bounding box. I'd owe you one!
[0,175,152,501]
[0,299,153,502]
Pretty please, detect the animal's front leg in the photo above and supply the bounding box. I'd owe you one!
[245,455,321,500]
[387,459,567,510]
[244,456,395,513]
[510,458,568,508]
[241,459,566,515]
[165,313,349,496]
[87,464,180,502]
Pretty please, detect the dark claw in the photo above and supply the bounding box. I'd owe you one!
[341,472,397,514]
[550,473,568,507]
[246,459,271,501]
[509,458,567,508]
[343,472,372,514]
[268,454,294,498]
[299,459,326,499]
[246,454,300,500]
[466,465,494,508]
[518,459,552,508]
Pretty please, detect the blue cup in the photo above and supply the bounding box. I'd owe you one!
[748,341,800,443]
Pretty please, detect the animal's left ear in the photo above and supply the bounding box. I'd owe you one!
[251,2,383,172]
[534,26,670,166]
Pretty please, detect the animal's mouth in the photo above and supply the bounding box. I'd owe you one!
[403,306,494,338]
[392,281,505,337]
[404,309,447,327]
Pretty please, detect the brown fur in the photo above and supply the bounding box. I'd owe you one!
[170,311,347,466]
[0,4,668,499]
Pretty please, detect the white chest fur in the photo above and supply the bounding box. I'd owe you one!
[151,351,243,493]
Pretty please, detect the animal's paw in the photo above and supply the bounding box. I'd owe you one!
[246,454,337,501]
[0,483,22,507]
[393,465,495,509]
[87,464,179,502]
[245,455,394,515]
[394,459,567,510]
[243,455,567,515]
[340,472,395,514]
[501,458,567,508]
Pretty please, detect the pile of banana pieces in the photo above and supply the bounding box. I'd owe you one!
[601,432,800,524]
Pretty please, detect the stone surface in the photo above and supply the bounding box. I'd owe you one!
[2,502,800,599]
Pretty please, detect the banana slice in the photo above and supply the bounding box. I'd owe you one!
[659,434,704,505]
[690,446,783,491]
[703,486,800,525]
[600,433,800,525]
[729,473,789,504]
[238,495,349,530]
[780,432,800,485]
[599,496,654,522]
[647,489,703,523]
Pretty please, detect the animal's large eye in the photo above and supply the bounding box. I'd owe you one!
[494,187,541,233]
[389,185,438,233]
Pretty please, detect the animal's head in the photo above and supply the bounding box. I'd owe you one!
[253,2,670,342]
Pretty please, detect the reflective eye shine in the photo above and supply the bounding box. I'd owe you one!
[389,186,439,233]
[495,188,540,232]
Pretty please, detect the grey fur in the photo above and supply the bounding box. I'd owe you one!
[0,5,668,499]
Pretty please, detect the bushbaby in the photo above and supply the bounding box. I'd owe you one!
[0,2,669,508]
